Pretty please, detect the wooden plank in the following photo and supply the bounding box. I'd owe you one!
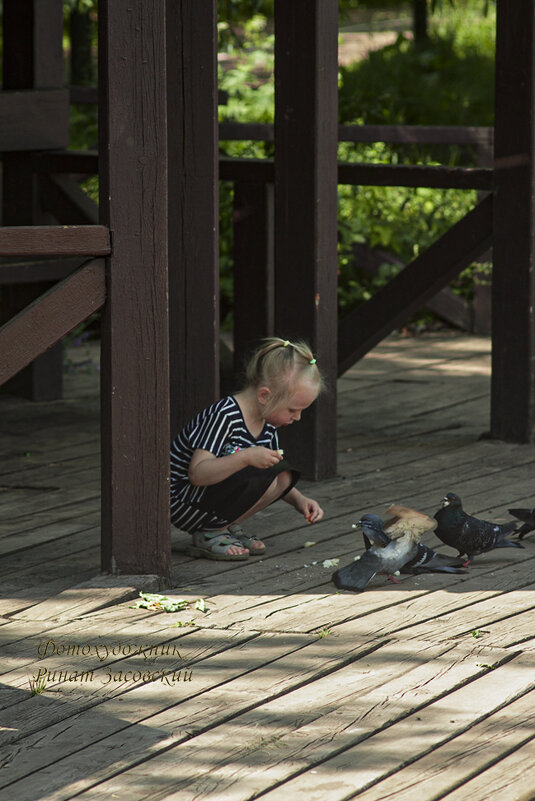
[0,634,382,798]
[437,738,535,801]
[0,89,69,151]
[167,0,220,433]
[252,651,535,801]
[21,640,517,801]
[490,0,535,443]
[338,162,493,190]
[1,0,67,402]
[0,226,110,258]
[354,690,535,800]
[219,157,274,183]
[99,0,171,577]
[338,124,494,147]
[219,158,492,191]
[218,122,494,147]
[273,0,339,480]
[33,150,99,175]
[0,257,85,284]
[0,260,106,387]
[38,174,99,225]
[233,181,274,375]
[338,195,494,375]
[10,574,160,621]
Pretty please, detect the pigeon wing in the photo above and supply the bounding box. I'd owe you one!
[332,549,383,592]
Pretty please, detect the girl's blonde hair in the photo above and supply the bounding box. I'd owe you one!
[244,337,325,412]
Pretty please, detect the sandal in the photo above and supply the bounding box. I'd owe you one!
[228,523,266,555]
[185,532,250,561]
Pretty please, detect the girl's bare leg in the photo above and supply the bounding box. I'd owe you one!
[223,470,293,554]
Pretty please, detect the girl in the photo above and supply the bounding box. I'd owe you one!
[170,337,325,560]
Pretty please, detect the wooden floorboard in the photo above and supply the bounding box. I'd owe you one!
[1,334,535,800]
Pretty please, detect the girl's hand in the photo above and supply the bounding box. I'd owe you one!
[298,497,324,524]
[245,446,283,469]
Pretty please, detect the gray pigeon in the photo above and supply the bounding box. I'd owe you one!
[332,513,420,592]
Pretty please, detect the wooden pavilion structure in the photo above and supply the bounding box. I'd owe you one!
[0,0,533,581]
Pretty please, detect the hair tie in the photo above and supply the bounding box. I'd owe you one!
[309,357,317,365]
[283,340,290,347]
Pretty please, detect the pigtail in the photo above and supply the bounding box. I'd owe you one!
[244,337,325,411]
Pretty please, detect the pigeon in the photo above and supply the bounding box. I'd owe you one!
[332,513,421,592]
[434,492,524,565]
[508,507,535,540]
[361,510,466,575]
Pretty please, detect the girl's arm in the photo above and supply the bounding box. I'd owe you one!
[283,487,324,523]
[188,447,283,486]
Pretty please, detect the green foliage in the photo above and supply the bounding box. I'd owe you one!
[335,2,496,320]
[339,6,495,128]
[337,141,478,315]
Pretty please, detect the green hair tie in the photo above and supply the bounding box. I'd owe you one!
[283,340,290,347]
[309,358,317,365]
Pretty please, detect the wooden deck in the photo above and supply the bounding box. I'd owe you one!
[2,332,535,801]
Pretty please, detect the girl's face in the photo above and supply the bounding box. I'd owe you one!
[259,380,319,427]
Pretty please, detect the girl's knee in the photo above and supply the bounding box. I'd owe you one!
[275,469,293,491]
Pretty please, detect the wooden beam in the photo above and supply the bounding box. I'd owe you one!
[218,122,494,147]
[491,0,535,441]
[219,157,274,183]
[233,182,274,376]
[219,158,492,190]
[0,226,110,257]
[1,0,71,402]
[0,259,105,386]
[274,0,339,481]
[167,0,219,434]
[0,257,85,284]
[337,163,493,190]
[0,89,69,151]
[338,195,494,375]
[99,0,171,578]
[33,149,98,174]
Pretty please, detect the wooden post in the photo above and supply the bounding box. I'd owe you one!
[99,0,171,578]
[273,0,339,480]
[167,0,219,435]
[491,0,535,441]
[1,0,66,401]
[233,181,274,377]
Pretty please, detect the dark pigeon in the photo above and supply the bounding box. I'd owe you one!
[434,492,524,565]
[508,507,535,540]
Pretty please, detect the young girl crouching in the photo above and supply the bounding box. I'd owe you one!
[170,337,324,560]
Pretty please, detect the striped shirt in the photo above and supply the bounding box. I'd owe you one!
[170,396,279,532]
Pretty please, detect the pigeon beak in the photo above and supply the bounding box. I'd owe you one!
[441,496,450,507]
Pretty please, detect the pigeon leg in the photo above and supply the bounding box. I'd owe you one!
[387,575,401,584]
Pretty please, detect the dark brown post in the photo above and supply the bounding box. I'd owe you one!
[1,0,66,401]
[273,0,339,480]
[233,181,274,377]
[491,0,535,441]
[99,0,171,578]
[167,0,219,435]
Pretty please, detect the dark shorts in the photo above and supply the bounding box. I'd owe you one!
[197,459,300,530]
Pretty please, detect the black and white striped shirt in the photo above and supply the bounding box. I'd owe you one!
[170,396,279,532]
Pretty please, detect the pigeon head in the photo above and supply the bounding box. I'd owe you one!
[442,492,462,508]
[358,513,385,532]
